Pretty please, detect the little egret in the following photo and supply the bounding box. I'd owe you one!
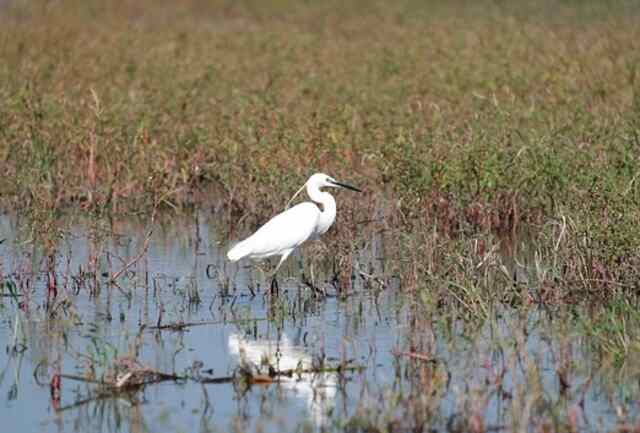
[227,173,361,293]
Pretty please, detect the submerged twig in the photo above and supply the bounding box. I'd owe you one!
[198,363,364,385]
[147,317,266,331]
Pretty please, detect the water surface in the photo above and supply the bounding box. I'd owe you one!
[0,212,637,432]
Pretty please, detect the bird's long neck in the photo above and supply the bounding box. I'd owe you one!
[307,185,336,235]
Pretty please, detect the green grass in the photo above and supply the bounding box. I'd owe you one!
[2,0,638,214]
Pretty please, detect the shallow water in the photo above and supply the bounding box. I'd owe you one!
[0,212,637,432]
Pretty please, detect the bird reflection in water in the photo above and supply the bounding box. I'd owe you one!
[228,333,337,425]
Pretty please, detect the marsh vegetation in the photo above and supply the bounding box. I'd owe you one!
[1,0,640,432]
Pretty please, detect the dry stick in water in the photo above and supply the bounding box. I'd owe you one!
[147,317,267,331]
[358,269,386,288]
[301,272,328,297]
[59,369,183,389]
[109,229,153,284]
[53,369,184,412]
[198,363,365,384]
[109,205,157,285]
[392,349,437,363]
[58,363,361,391]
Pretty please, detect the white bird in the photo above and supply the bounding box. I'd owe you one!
[227,173,361,292]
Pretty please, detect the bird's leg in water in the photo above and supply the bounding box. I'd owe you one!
[301,261,326,297]
[270,275,279,296]
[269,251,291,296]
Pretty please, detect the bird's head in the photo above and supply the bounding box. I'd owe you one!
[310,173,362,192]
[285,173,362,209]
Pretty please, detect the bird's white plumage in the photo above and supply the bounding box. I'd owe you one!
[228,202,320,260]
[227,173,360,275]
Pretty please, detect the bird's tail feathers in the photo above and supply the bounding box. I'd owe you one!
[227,239,252,261]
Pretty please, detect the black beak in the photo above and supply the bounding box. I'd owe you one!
[330,179,362,192]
